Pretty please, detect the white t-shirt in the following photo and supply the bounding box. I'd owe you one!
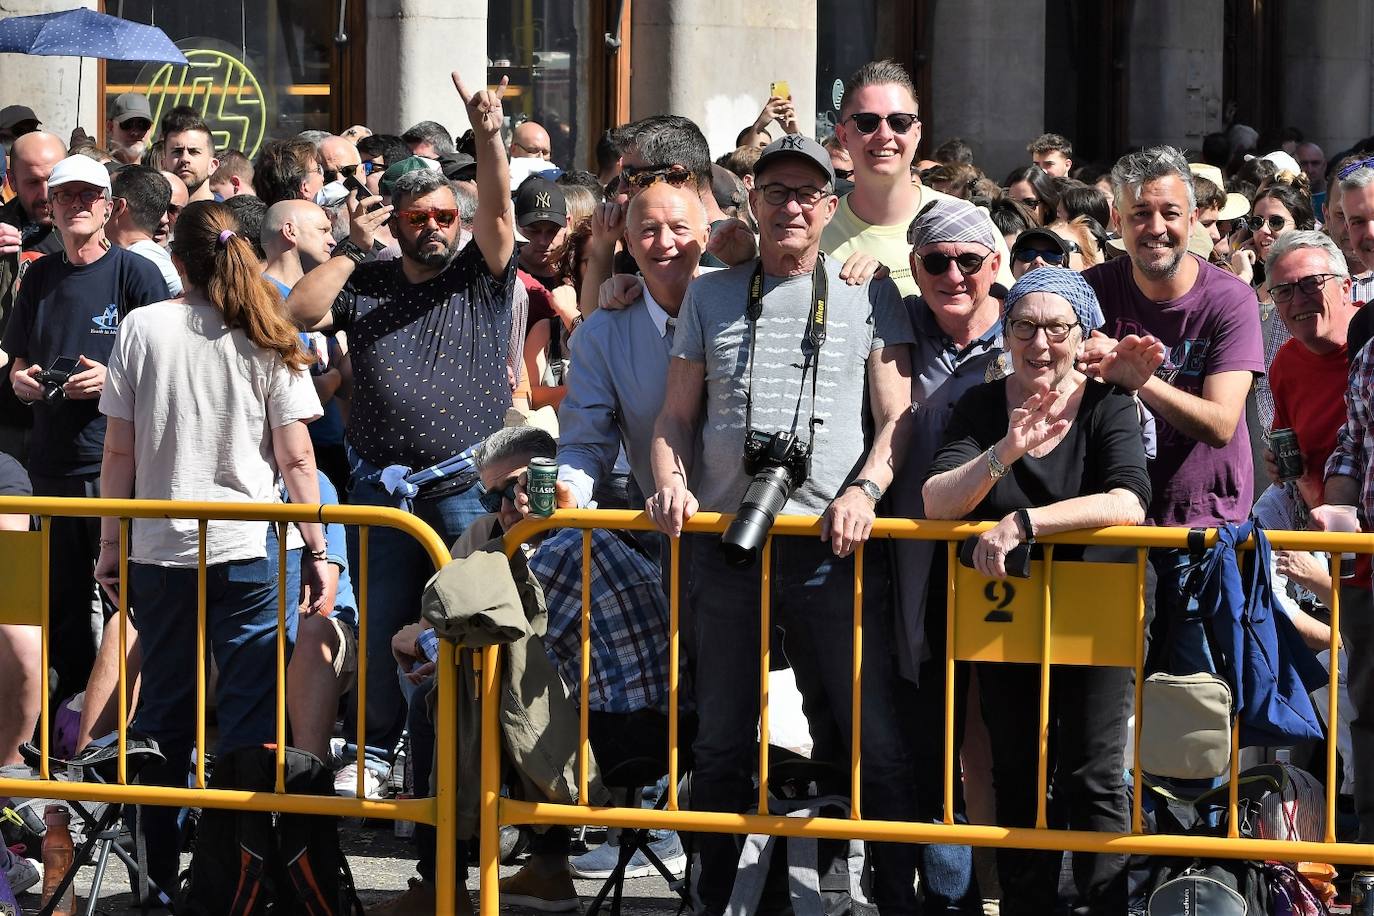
[100,297,322,566]
[126,239,183,296]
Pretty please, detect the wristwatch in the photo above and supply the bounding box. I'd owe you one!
[332,238,368,265]
[986,447,1010,480]
[308,547,329,561]
[847,479,884,502]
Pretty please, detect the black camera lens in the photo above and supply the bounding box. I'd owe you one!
[721,465,796,568]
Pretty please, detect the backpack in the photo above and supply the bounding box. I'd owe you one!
[177,746,364,916]
[1144,858,1269,915]
[1265,862,1329,916]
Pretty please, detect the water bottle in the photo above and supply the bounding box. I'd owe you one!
[41,804,75,916]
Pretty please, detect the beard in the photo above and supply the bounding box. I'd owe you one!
[399,230,459,269]
[113,140,146,164]
[1132,241,1186,282]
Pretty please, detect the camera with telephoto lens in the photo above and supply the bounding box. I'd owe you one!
[720,429,811,568]
[36,356,79,404]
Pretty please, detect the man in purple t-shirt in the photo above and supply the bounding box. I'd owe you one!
[1080,146,1263,680]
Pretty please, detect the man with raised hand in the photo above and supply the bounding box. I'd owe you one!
[288,71,515,763]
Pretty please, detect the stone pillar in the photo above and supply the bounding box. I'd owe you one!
[1127,1,1224,151]
[1280,0,1372,157]
[366,0,488,137]
[0,0,102,144]
[928,0,1046,183]
[630,0,817,159]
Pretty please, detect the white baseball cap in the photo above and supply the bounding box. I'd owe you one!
[47,155,112,193]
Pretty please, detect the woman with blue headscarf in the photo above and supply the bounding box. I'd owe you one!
[922,268,1155,915]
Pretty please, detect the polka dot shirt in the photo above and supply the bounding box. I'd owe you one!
[330,244,516,470]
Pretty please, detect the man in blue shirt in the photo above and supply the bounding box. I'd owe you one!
[556,179,710,508]
[2,154,168,701]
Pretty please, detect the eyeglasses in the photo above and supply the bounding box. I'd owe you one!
[362,160,381,176]
[918,251,990,276]
[1337,157,1374,180]
[1008,318,1079,342]
[398,208,459,228]
[513,141,551,157]
[755,183,831,209]
[1012,245,1077,266]
[1270,273,1341,305]
[50,188,105,207]
[1243,214,1290,233]
[844,112,919,135]
[621,164,696,191]
[478,479,520,514]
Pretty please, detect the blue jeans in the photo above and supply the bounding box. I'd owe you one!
[686,535,919,915]
[131,524,301,888]
[346,459,486,753]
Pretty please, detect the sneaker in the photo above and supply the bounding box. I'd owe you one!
[333,761,383,799]
[499,864,579,912]
[2,846,41,895]
[571,833,686,880]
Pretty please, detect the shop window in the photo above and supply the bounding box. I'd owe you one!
[489,1,580,168]
[103,0,334,159]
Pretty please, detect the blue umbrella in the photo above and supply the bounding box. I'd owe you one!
[0,8,186,64]
[0,8,186,123]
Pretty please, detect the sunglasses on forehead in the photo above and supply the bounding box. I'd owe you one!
[621,164,696,191]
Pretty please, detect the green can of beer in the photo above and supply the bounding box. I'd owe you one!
[527,458,558,518]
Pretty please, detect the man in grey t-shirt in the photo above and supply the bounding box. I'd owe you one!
[647,135,919,915]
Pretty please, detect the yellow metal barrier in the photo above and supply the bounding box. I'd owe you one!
[0,496,461,914]
[483,509,1374,916]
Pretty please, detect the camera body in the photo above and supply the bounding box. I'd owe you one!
[721,430,812,568]
[741,429,810,482]
[36,356,80,404]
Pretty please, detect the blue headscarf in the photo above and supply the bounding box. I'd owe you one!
[1002,267,1105,333]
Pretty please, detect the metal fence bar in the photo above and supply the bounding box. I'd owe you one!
[943,541,957,827]
[275,521,288,795]
[757,535,773,815]
[1035,545,1054,830]
[850,541,863,820]
[118,517,131,786]
[668,535,681,811]
[38,516,50,781]
[195,519,207,789]
[579,528,592,803]
[479,644,502,916]
[1326,552,1342,844]
[1130,548,1146,835]
[356,526,370,804]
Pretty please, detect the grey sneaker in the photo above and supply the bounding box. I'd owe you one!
[570,833,685,880]
[2,846,41,895]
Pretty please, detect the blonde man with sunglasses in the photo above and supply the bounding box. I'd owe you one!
[822,59,1014,296]
[287,70,517,758]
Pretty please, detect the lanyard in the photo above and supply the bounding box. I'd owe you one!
[743,256,829,448]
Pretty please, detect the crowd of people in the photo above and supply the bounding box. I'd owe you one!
[0,54,1372,914]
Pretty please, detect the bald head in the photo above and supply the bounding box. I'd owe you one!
[8,131,66,225]
[512,121,552,160]
[624,182,708,307]
[263,199,335,270]
[156,170,189,247]
[320,134,361,182]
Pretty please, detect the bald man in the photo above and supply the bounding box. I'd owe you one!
[511,121,553,161]
[156,170,189,249]
[320,134,363,185]
[0,131,66,461]
[262,199,337,290]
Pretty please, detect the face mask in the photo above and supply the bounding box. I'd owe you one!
[315,181,349,208]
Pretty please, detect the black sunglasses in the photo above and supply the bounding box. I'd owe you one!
[478,479,520,514]
[1243,214,1289,233]
[844,112,919,135]
[1013,247,1068,266]
[919,251,990,276]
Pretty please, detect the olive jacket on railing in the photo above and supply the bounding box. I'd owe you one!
[421,520,608,838]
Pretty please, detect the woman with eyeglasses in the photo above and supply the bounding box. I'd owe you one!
[923,269,1153,916]
[93,199,328,891]
[1229,179,1315,290]
[1003,164,1059,226]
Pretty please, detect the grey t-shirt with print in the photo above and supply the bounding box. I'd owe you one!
[671,255,913,515]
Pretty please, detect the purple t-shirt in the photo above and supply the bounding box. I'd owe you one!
[1084,254,1264,528]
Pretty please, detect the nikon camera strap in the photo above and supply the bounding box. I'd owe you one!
[742,256,829,449]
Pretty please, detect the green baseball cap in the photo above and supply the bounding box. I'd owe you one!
[378,155,440,197]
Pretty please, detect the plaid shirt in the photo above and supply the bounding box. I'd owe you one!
[527,528,671,715]
[1326,338,1374,522]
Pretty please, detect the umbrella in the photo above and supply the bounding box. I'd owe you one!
[0,8,186,123]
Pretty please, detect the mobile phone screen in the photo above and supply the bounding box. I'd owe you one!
[48,356,79,375]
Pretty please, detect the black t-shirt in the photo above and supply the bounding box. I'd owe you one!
[329,241,516,470]
[0,246,169,476]
[0,194,64,431]
[926,379,1152,559]
[1348,305,1374,368]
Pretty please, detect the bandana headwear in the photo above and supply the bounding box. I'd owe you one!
[906,198,1000,253]
[1002,266,1105,333]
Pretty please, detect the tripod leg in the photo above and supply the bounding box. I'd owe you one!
[83,837,115,916]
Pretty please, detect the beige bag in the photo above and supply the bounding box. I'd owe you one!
[1139,672,1233,779]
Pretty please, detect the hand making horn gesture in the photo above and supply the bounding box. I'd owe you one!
[452,69,509,140]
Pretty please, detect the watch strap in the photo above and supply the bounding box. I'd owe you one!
[986,447,1010,479]
[848,478,884,502]
[1015,508,1035,543]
